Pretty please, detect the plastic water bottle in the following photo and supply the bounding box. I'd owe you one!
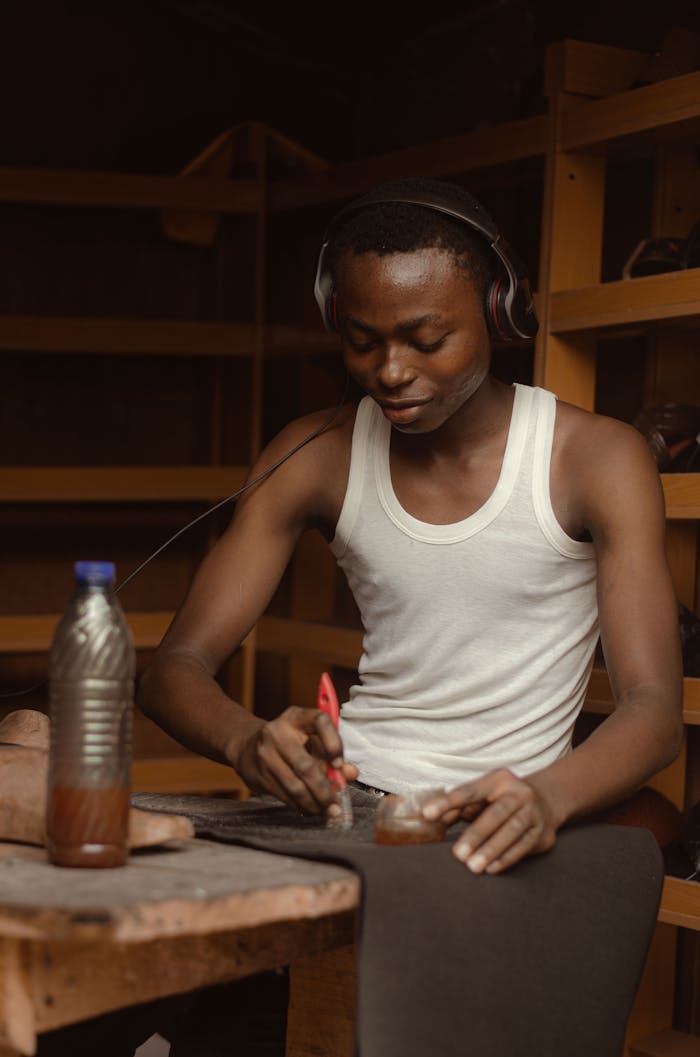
[47,561,135,867]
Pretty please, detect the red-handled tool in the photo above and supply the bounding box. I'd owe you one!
[317,672,353,828]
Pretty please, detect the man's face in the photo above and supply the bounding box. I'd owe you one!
[336,248,491,434]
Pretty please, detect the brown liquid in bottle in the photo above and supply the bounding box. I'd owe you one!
[374,817,446,846]
[47,786,130,868]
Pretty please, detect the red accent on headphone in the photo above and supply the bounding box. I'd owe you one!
[491,277,502,335]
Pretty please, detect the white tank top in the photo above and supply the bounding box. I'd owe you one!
[331,383,598,794]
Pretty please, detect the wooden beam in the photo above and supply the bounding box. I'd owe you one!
[0,612,173,653]
[265,325,337,357]
[664,476,700,520]
[560,69,700,151]
[549,271,700,333]
[0,317,338,358]
[0,168,261,212]
[131,756,247,795]
[0,316,255,356]
[268,115,548,212]
[630,1029,700,1056]
[0,466,247,502]
[544,40,646,99]
[257,617,362,669]
[660,877,700,931]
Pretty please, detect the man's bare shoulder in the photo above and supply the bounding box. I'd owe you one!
[554,399,655,476]
[256,400,357,473]
[553,399,664,540]
[237,400,359,533]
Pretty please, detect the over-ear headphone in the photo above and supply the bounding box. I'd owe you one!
[314,187,538,341]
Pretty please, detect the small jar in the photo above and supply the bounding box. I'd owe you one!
[374,788,448,846]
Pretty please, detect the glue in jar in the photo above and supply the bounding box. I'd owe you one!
[47,561,134,867]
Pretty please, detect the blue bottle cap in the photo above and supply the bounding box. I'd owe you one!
[74,561,116,586]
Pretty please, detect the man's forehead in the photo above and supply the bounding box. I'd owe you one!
[337,248,479,305]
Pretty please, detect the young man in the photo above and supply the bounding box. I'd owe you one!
[139,176,683,878]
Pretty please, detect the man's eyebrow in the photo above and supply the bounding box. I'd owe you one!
[343,313,444,332]
[343,315,376,333]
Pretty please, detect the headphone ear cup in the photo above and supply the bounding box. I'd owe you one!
[485,277,510,340]
[485,275,538,341]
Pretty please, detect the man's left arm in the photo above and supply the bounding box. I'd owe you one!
[423,419,684,874]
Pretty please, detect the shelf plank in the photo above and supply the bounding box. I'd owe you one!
[268,115,547,212]
[585,668,700,725]
[0,168,261,212]
[0,316,255,356]
[630,1029,700,1056]
[265,325,337,357]
[0,466,247,502]
[132,755,246,795]
[659,877,700,931]
[0,612,355,661]
[257,616,362,669]
[0,317,338,358]
[0,612,174,653]
[663,475,700,521]
[544,40,646,98]
[549,272,700,333]
[0,469,249,505]
[561,68,700,150]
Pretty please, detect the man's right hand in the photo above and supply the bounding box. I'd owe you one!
[231,707,358,815]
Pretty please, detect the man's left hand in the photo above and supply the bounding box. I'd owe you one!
[422,769,558,874]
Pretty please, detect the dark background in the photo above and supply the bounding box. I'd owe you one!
[4,0,700,173]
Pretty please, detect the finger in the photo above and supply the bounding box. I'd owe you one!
[341,760,359,781]
[282,706,344,755]
[454,806,534,873]
[440,807,466,825]
[422,788,487,822]
[484,829,551,875]
[257,728,331,813]
[306,733,324,757]
[451,795,523,867]
[312,711,345,764]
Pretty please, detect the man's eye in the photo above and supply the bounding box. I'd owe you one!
[348,338,377,352]
[413,337,447,353]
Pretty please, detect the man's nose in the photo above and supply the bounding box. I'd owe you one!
[377,345,416,389]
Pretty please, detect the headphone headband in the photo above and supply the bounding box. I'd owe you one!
[314,188,538,342]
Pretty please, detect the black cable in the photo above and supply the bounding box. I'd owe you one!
[0,377,350,701]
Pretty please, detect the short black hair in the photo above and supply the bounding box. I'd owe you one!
[327,177,495,300]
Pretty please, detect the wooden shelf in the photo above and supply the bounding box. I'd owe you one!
[264,325,337,357]
[0,167,261,212]
[585,668,700,725]
[560,68,700,151]
[659,877,700,932]
[257,617,362,668]
[630,1029,700,1056]
[663,475,700,520]
[0,613,357,665]
[0,316,255,356]
[0,611,174,653]
[268,114,547,212]
[132,755,246,795]
[0,316,337,358]
[0,466,248,503]
[549,271,700,334]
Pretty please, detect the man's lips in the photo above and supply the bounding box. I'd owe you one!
[378,398,431,424]
[378,398,430,410]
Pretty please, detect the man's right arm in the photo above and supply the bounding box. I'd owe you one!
[137,409,357,814]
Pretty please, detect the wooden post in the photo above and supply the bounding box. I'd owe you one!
[0,940,34,1057]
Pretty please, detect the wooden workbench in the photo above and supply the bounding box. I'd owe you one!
[0,837,360,1056]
